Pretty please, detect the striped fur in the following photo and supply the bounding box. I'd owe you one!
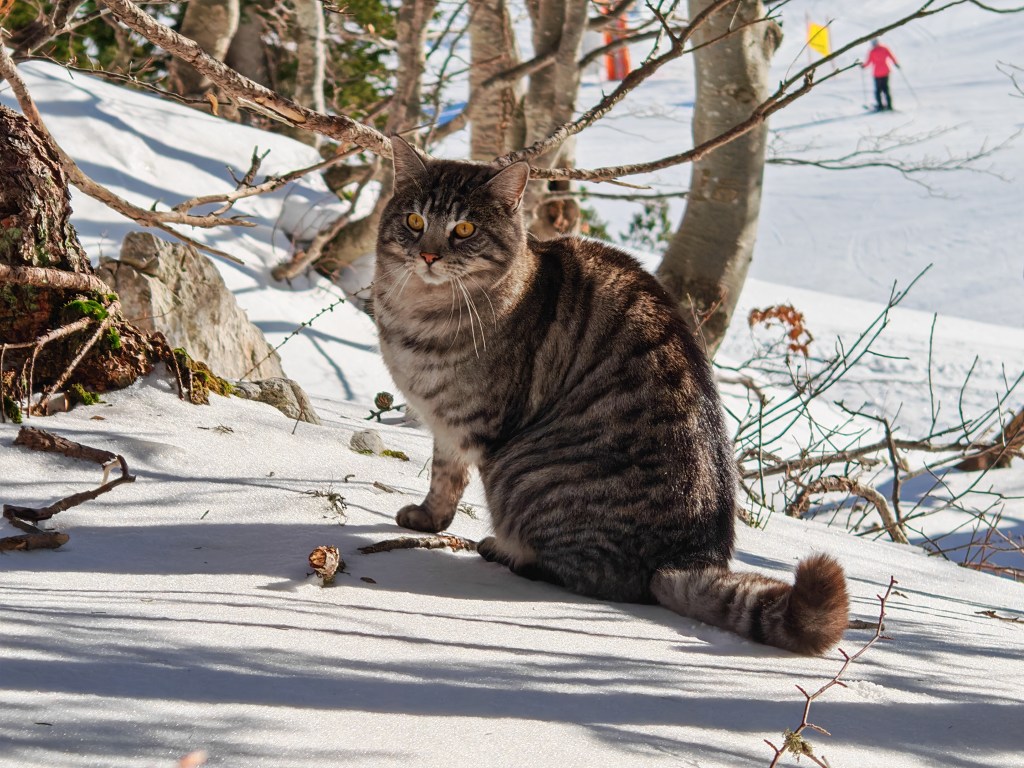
[650,555,849,655]
[372,139,849,655]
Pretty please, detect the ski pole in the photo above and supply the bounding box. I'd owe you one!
[896,65,920,106]
[859,65,868,108]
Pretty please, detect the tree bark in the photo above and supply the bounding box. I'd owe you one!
[467,0,521,160]
[225,1,271,88]
[0,105,157,408]
[288,0,327,147]
[168,0,241,97]
[656,0,781,357]
[521,0,589,238]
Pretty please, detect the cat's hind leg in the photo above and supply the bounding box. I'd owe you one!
[478,536,565,586]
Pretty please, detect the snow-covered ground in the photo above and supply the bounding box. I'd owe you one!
[1,0,1023,765]
[3,379,1023,768]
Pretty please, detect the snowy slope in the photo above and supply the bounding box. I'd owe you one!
[576,0,1024,327]
[2,381,1022,768]
[0,60,391,403]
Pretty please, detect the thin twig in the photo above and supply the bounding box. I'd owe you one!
[765,577,897,767]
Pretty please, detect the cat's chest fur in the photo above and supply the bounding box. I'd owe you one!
[377,306,518,462]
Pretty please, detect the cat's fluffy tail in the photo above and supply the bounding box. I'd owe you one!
[650,555,849,655]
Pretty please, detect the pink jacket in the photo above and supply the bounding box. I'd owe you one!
[865,45,898,77]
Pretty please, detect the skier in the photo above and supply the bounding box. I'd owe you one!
[864,39,900,111]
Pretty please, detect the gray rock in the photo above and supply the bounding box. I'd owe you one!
[350,429,385,455]
[97,232,286,380]
[232,378,322,425]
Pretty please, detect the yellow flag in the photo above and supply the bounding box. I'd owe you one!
[807,22,831,57]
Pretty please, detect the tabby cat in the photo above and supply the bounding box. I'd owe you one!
[372,137,849,655]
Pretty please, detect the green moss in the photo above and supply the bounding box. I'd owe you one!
[105,327,122,350]
[3,395,23,424]
[171,348,232,404]
[381,449,409,461]
[68,383,102,406]
[0,284,17,308]
[63,298,108,321]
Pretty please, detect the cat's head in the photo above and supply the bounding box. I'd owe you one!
[376,137,531,290]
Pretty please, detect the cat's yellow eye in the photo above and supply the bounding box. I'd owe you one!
[453,221,476,238]
[407,213,425,231]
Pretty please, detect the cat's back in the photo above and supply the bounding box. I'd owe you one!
[524,235,714,400]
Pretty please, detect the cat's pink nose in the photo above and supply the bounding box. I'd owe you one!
[421,252,441,265]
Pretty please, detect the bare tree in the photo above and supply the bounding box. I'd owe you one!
[467,0,521,160]
[656,0,781,356]
[168,0,241,97]
[519,0,590,237]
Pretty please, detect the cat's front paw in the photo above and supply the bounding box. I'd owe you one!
[396,503,449,533]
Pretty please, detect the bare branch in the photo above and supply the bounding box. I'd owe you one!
[766,577,898,767]
[95,0,390,156]
[786,475,910,545]
[588,0,637,30]
[0,46,249,263]
[359,534,479,554]
[4,427,136,524]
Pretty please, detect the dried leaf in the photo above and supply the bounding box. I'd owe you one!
[309,545,342,585]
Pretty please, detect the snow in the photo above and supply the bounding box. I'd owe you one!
[2,1,1024,765]
[3,379,1023,767]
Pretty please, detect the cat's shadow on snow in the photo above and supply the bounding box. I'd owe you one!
[326,523,806,657]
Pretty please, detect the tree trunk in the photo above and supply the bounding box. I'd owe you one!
[656,0,781,357]
[168,0,241,97]
[0,106,157,414]
[287,0,327,147]
[317,0,436,275]
[225,2,271,88]
[521,0,589,238]
[467,0,521,160]
[389,0,438,137]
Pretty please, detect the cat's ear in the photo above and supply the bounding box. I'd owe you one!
[390,135,428,189]
[484,161,531,211]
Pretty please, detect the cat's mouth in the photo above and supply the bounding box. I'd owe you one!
[415,264,450,286]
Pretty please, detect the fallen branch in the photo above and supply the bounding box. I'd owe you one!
[766,576,897,767]
[358,533,478,554]
[0,531,70,551]
[13,426,118,465]
[786,474,910,546]
[3,427,135,525]
[976,609,1023,624]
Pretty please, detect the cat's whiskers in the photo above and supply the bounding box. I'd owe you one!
[437,278,459,336]
[375,265,412,309]
[456,276,487,357]
[446,280,466,353]
[465,274,498,328]
[395,268,416,301]
[380,268,414,310]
